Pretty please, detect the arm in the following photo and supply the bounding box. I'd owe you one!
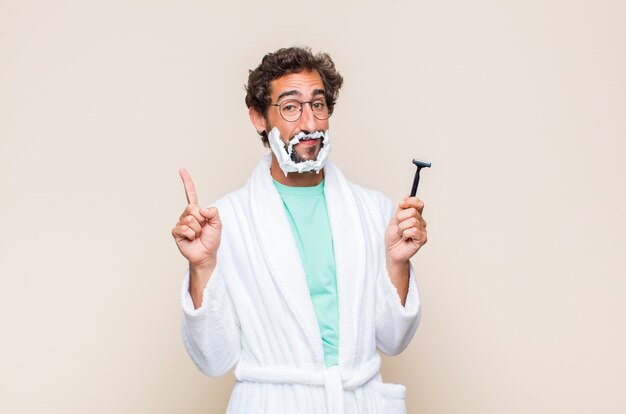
[181,264,242,377]
[171,168,222,309]
[386,260,410,306]
[384,195,427,306]
[375,195,427,355]
[189,260,216,308]
[173,169,241,376]
[375,261,421,355]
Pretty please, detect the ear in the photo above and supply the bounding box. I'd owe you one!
[249,107,267,134]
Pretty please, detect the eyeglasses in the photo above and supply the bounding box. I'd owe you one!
[269,99,332,122]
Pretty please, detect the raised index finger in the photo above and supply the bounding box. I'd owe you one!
[179,168,198,205]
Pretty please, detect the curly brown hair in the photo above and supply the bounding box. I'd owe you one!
[245,47,344,147]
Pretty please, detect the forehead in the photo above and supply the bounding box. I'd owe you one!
[270,70,325,99]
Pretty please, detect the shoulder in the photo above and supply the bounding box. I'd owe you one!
[206,186,255,246]
[209,186,249,219]
[345,180,395,222]
[348,181,392,206]
[209,155,270,214]
[325,161,395,221]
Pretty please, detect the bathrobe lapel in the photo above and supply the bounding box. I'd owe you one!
[248,157,323,360]
[324,162,367,360]
[247,156,368,365]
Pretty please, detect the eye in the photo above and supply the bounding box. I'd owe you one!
[311,101,326,111]
[280,100,301,114]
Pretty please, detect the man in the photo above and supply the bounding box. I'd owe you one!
[171,47,427,414]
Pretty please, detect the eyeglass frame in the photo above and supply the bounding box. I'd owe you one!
[268,98,334,122]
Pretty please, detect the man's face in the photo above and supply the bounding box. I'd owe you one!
[265,70,330,163]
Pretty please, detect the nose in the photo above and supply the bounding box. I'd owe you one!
[298,102,318,132]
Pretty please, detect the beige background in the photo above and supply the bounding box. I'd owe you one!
[1,0,625,413]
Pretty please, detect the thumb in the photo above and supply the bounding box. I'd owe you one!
[200,207,221,225]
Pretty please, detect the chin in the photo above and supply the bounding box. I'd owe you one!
[296,152,320,163]
[290,145,321,163]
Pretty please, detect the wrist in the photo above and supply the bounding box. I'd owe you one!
[188,257,216,309]
[189,256,216,281]
[386,258,409,279]
[386,254,409,271]
[190,255,216,272]
[385,258,410,306]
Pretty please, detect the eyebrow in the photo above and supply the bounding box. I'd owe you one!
[277,88,326,101]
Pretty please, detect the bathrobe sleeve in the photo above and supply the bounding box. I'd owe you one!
[181,263,241,377]
[374,196,422,356]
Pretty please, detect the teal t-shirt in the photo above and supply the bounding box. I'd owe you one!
[273,179,339,367]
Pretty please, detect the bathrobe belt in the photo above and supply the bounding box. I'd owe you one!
[234,354,381,414]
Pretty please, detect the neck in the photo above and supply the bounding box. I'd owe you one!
[270,154,325,187]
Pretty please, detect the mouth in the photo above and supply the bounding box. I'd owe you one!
[285,132,326,164]
[297,137,320,146]
[267,126,331,174]
[287,131,326,148]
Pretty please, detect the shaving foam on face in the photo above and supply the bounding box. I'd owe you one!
[268,127,331,177]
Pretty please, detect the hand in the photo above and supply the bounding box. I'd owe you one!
[171,169,222,269]
[385,196,427,265]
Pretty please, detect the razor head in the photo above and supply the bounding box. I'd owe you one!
[412,159,432,169]
[410,158,431,197]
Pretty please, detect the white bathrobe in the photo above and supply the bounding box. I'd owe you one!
[181,155,421,414]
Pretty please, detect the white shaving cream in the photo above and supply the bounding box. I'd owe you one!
[267,127,331,176]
